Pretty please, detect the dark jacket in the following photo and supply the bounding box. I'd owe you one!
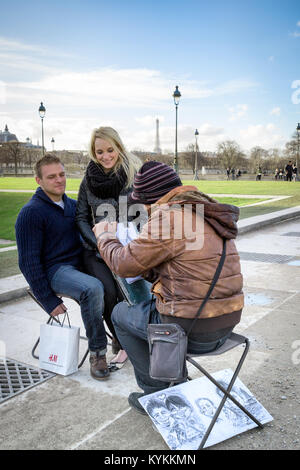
[75,176,140,252]
[15,187,82,314]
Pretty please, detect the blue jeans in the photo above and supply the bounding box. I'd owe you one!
[50,265,107,353]
[112,300,232,394]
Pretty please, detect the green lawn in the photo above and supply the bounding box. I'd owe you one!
[0,178,299,241]
[0,193,33,240]
[0,176,299,196]
[184,180,300,219]
[0,177,81,192]
[183,179,300,196]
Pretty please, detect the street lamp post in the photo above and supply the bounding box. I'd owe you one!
[51,137,55,151]
[194,129,199,180]
[38,102,46,155]
[173,86,181,173]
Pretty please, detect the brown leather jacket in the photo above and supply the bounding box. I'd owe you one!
[97,186,244,333]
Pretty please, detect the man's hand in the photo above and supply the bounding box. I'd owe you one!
[93,221,117,241]
[50,303,67,317]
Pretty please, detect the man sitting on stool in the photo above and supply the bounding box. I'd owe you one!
[15,154,111,380]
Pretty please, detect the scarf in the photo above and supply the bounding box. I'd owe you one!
[85,160,128,200]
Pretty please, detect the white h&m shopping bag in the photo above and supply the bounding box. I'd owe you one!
[39,314,80,376]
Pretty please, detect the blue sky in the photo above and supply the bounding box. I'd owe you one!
[0,0,300,153]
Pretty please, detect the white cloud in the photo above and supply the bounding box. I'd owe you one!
[0,80,6,104]
[289,21,300,37]
[123,123,225,153]
[197,123,224,136]
[270,107,280,116]
[239,124,285,150]
[0,36,73,58]
[134,115,165,127]
[228,104,248,121]
[6,68,258,113]
[0,36,261,151]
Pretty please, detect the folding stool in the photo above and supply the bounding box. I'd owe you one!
[28,288,112,369]
[184,332,264,449]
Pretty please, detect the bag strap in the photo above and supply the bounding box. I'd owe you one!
[186,238,227,338]
[50,312,71,328]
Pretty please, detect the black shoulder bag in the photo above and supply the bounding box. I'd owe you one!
[147,239,227,382]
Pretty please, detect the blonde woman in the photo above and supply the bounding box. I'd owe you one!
[76,127,141,376]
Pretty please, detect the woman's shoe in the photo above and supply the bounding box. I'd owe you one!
[109,349,128,371]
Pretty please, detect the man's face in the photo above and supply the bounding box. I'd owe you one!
[36,163,66,201]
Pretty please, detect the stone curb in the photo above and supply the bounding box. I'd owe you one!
[0,287,29,304]
[237,206,300,234]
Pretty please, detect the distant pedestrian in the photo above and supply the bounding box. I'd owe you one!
[231,168,236,180]
[256,166,262,181]
[285,161,293,182]
[236,169,241,179]
[279,168,283,180]
[226,168,230,180]
[292,163,298,182]
[274,168,279,181]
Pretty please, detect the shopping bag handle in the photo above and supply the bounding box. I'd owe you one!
[50,312,71,328]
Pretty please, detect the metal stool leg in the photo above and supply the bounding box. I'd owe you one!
[187,338,264,449]
[78,347,89,369]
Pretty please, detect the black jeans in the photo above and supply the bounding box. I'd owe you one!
[82,249,122,343]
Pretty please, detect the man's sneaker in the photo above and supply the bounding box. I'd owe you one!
[128,392,147,415]
[89,352,110,380]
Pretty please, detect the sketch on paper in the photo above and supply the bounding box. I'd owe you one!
[139,368,273,450]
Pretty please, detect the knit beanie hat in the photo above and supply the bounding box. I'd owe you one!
[130,161,182,204]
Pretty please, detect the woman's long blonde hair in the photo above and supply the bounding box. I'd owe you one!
[88,126,141,188]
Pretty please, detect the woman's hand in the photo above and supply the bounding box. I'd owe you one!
[93,220,117,241]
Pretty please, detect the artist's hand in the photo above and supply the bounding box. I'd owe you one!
[93,221,117,241]
[50,303,67,317]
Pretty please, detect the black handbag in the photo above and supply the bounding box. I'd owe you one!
[147,238,227,382]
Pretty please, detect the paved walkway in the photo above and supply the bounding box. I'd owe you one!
[0,210,299,451]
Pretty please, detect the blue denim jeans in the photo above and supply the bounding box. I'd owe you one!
[112,300,232,394]
[50,265,107,353]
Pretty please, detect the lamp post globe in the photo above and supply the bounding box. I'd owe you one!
[172,86,181,174]
[38,102,46,119]
[38,102,46,155]
[51,137,55,151]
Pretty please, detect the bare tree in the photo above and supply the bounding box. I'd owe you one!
[249,146,269,172]
[285,132,299,163]
[0,141,25,174]
[217,140,245,169]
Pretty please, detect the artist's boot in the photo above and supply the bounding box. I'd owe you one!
[128,392,147,415]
